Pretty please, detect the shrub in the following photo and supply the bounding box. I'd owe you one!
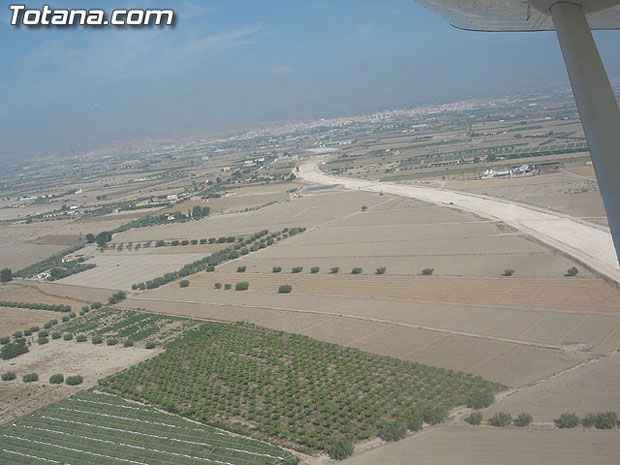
[595,411,617,429]
[179,280,190,288]
[581,413,597,428]
[61,315,70,322]
[214,282,222,289]
[465,412,482,425]
[361,205,368,211]
[38,330,48,337]
[13,331,22,339]
[514,413,533,427]
[0,336,9,345]
[423,406,448,425]
[351,267,363,274]
[66,375,83,386]
[107,338,117,346]
[466,390,494,409]
[376,267,386,275]
[123,340,134,347]
[49,373,64,384]
[108,291,127,305]
[278,285,293,294]
[38,336,49,345]
[310,266,320,273]
[76,334,87,342]
[379,421,407,442]
[406,414,423,432]
[224,283,232,290]
[489,412,512,427]
[23,373,39,383]
[92,335,103,344]
[422,268,434,276]
[272,266,282,273]
[566,266,579,277]
[146,342,157,349]
[51,332,61,339]
[503,269,515,277]
[63,333,73,341]
[237,266,247,273]
[330,267,339,274]
[328,439,354,460]
[1,342,28,360]
[556,412,580,428]
[81,306,90,312]
[206,265,215,272]
[24,328,33,337]
[291,267,303,273]
[235,282,249,291]
[91,301,102,309]
[43,322,52,329]
[2,371,17,381]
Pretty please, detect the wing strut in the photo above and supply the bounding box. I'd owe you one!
[551,2,620,264]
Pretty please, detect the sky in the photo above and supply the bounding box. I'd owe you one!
[1,0,619,157]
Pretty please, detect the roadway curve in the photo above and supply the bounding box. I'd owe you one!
[298,160,620,284]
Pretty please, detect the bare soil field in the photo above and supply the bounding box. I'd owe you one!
[0,282,89,308]
[486,351,620,421]
[0,307,57,337]
[0,338,159,425]
[215,201,590,278]
[445,171,607,223]
[120,293,579,387]
[23,281,114,304]
[112,190,385,243]
[188,273,620,313]
[339,424,620,465]
[57,252,211,290]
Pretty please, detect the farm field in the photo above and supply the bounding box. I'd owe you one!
[112,190,385,243]
[444,170,607,223]
[0,282,88,309]
[0,336,159,425]
[215,200,594,279]
[0,308,57,338]
[55,306,202,347]
[486,351,620,421]
[340,424,620,465]
[124,285,620,386]
[57,252,213,290]
[0,391,298,465]
[99,321,499,453]
[187,273,620,313]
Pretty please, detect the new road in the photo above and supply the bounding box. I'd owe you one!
[298,160,620,284]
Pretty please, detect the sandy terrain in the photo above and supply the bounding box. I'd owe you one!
[339,425,620,465]
[299,161,620,283]
[0,338,159,425]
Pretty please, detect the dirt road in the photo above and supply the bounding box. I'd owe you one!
[298,161,620,283]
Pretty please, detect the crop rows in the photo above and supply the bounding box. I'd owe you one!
[56,308,200,347]
[99,322,499,453]
[0,391,297,465]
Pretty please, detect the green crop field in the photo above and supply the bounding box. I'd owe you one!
[99,322,499,452]
[0,391,298,465]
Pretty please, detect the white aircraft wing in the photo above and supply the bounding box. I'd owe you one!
[417,0,620,31]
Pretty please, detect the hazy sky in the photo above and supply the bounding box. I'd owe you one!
[2,0,619,156]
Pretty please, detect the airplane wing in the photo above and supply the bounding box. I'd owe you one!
[417,0,620,31]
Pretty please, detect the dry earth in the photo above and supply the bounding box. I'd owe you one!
[0,337,159,425]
